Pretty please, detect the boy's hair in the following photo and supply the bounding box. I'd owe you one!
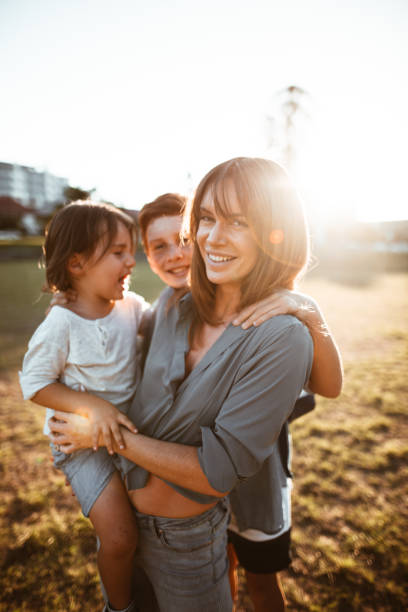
[43,200,137,292]
[138,193,187,251]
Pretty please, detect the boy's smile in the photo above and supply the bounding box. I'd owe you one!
[145,215,192,289]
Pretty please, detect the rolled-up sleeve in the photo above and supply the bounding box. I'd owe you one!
[19,308,69,400]
[197,320,313,493]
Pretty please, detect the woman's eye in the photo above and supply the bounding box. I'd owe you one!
[231,218,247,228]
[200,215,213,223]
[153,244,164,251]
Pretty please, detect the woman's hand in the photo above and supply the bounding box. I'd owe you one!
[34,383,138,454]
[49,412,95,454]
[233,289,315,329]
[49,408,138,455]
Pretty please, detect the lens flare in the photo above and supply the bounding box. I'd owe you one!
[269,229,284,245]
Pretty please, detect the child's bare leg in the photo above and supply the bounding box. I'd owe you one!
[227,542,239,605]
[245,570,286,612]
[89,471,138,610]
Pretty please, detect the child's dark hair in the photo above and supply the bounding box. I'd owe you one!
[43,200,137,292]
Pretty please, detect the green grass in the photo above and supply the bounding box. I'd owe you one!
[0,258,164,611]
[0,258,164,371]
[0,237,44,247]
[0,262,407,611]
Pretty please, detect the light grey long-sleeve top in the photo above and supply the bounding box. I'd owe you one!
[126,288,313,533]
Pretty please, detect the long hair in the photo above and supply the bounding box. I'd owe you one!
[185,157,310,326]
[43,200,137,292]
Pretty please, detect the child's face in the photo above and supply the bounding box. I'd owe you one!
[81,221,136,302]
[145,215,192,289]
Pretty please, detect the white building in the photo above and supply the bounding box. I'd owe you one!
[0,162,68,212]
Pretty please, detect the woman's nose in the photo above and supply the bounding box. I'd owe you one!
[207,221,227,244]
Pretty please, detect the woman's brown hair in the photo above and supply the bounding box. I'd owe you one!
[43,200,137,292]
[186,157,310,326]
[138,193,187,252]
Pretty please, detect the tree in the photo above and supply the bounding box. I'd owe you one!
[266,85,309,171]
[0,196,28,230]
[63,186,95,202]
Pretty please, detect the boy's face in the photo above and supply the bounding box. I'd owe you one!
[145,215,192,289]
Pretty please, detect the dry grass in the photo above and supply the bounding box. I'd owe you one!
[0,261,407,611]
[280,273,408,612]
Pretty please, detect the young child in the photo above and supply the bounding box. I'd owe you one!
[138,192,191,290]
[19,201,148,612]
[136,193,191,365]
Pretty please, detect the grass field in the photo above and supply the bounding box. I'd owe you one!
[0,258,407,611]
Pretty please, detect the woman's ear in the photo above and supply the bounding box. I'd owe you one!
[67,253,86,279]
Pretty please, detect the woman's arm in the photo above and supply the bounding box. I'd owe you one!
[233,290,343,398]
[49,412,227,498]
[50,317,313,498]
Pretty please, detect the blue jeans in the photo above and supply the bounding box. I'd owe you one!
[133,499,232,612]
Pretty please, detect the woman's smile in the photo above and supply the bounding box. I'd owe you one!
[197,188,259,290]
[206,253,236,263]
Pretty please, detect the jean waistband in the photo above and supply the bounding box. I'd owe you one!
[133,498,229,531]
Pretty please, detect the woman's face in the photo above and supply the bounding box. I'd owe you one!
[145,215,192,289]
[196,185,260,291]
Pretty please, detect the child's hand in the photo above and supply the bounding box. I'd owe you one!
[87,400,138,454]
[232,289,315,329]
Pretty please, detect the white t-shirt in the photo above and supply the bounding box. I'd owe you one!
[19,291,149,434]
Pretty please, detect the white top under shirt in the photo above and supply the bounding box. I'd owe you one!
[19,291,149,435]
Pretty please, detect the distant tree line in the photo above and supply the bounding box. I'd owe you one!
[0,186,132,236]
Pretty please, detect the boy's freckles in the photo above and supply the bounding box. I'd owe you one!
[145,215,192,289]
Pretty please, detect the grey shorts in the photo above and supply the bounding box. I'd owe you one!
[52,444,120,517]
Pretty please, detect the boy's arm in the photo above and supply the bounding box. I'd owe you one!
[233,290,343,398]
[295,301,342,398]
[32,383,137,453]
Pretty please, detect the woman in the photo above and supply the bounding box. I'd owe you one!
[50,157,338,611]
[137,191,341,611]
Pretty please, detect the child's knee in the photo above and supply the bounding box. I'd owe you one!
[99,521,138,559]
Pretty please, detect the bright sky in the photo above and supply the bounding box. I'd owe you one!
[1,0,407,223]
